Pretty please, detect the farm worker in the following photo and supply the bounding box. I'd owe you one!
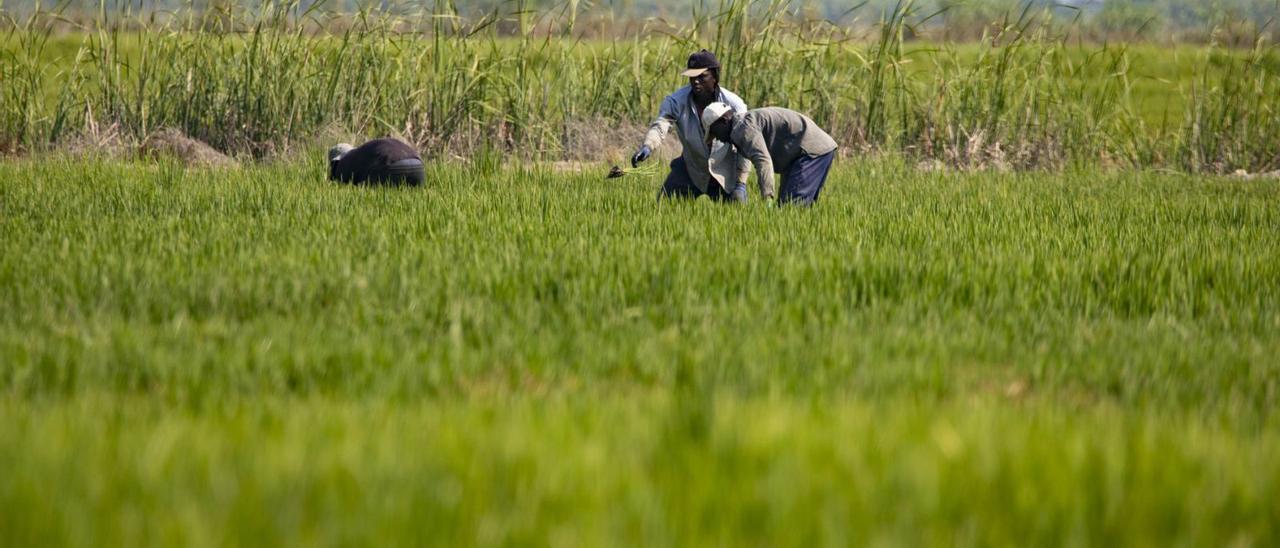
[630,49,752,202]
[702,103,838,206]
[328,138,425,186]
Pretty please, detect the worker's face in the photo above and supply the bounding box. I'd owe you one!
[689,69,717,100]
[709,116,732,144]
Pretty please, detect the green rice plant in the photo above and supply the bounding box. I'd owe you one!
[2,158,1277,403]
[1,158,1279,545]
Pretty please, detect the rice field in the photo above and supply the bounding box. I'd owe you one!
[2,157,1278,545]
[3,1,1280,546]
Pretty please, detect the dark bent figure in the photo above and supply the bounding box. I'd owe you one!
[328,138,425,186]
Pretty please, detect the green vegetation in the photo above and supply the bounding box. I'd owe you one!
[3,0,1278,172]
[3,0,1279,545]
[2,159,1279,545]
[11,0,1280,33]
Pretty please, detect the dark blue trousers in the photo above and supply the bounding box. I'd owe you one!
[658,157,746,202]
[779,151,835,205]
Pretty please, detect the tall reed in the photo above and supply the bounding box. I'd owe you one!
[1180,30,1280,173]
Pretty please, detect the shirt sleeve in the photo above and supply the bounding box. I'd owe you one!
[642,95,679,151]
[733,154,751,185]
[735,122,775,199]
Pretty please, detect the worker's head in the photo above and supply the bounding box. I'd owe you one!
[328,143,354,163]
[700,102,735,146]
[681,49,720,102]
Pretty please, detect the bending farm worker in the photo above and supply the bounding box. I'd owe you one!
[702,104,838,206]
[328,138,425,186]
[631,49,752,202]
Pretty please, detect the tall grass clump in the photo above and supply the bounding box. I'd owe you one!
[0,4,86,153]
[906,5,1149,170]
[1179,30,1280,173]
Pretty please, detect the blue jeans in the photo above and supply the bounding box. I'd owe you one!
[779,151,835,205]
[658,157,747,203]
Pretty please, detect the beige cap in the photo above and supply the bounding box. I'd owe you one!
[700,102,734,148]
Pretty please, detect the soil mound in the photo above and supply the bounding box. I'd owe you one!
[139,129,236,168]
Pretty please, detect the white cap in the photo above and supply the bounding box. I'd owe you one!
[328,143,354,162]
[700,102,733,135]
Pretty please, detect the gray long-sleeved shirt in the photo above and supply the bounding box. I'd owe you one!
[727,107,838,199]
[641,86,751,192]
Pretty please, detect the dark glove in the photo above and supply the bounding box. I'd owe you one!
[631,145,652,168]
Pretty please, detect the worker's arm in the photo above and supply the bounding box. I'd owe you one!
[734,124,775,200]
[640,95,679,154]
[734,152,752,188]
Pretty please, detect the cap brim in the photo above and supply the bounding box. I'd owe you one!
[680,67,708,77]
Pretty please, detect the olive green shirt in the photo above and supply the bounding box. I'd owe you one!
[727,108,838,199]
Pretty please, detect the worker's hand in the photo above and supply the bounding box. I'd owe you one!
[631,145,652,168]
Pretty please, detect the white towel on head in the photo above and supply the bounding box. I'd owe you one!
[328,143,354,162]
[706,140,736,192]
